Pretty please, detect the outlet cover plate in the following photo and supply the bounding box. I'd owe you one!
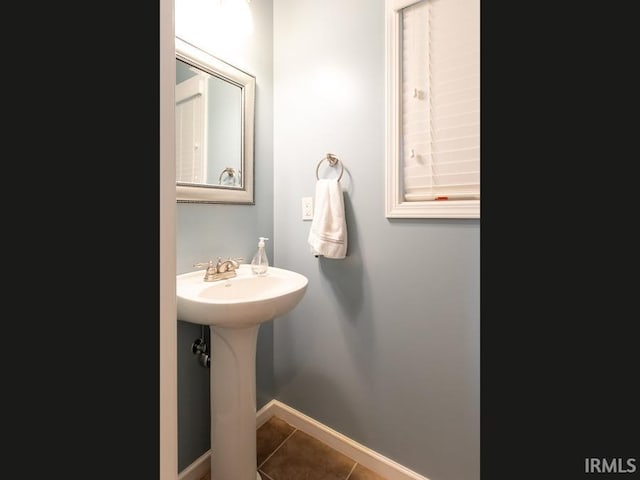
[302,197,313,220]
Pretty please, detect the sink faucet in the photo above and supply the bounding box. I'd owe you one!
[217,257,241,273]
[194,257,244,282]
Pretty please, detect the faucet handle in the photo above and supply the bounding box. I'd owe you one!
[193,260,217,273]
[194,260,214,267]
[194,259,222,281]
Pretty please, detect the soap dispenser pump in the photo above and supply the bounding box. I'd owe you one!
[251,237,269,275]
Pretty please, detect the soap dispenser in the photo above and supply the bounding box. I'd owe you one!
[251,237,269,275]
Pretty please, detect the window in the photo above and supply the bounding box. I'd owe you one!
[385,0,480,218]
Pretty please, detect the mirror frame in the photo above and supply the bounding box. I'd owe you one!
[175,37,256,204]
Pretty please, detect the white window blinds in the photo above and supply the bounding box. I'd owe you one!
[401,0,479,201]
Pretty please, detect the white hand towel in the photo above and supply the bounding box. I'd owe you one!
[308,178,348,259]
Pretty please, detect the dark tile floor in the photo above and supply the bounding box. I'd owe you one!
[201,415,387,480]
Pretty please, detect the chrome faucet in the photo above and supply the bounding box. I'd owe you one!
[194,257,244,282]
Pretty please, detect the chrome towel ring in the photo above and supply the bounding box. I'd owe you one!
[219,167,240,185]
[315,153,344,182]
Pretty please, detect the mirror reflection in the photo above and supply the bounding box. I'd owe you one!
[176,58,242,187]
[175,37,255,204]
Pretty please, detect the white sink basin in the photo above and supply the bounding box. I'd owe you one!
[176,264,308,328]
[177,263,308,480]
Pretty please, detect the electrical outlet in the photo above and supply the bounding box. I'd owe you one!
[302,197,313,220]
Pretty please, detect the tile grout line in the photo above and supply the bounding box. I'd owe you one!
[344,461,358,480]
[259,471,276,480]
[257,427,299,470]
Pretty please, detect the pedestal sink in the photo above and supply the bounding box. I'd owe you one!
[176,264,308,480]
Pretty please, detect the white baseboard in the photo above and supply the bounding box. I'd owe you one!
[256,400,429,480]
[178,449,211,480]
[181,400,429,480]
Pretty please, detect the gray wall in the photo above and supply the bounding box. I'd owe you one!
[175,0,274,471]
[272,1,480,480]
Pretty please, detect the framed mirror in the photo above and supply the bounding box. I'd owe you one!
[175,37,256,204]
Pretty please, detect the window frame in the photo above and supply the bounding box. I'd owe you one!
[385,0,480,219]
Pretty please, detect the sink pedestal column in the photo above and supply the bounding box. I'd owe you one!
[210,324,262,480]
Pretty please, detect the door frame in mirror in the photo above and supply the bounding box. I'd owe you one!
[175,37,255,204]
